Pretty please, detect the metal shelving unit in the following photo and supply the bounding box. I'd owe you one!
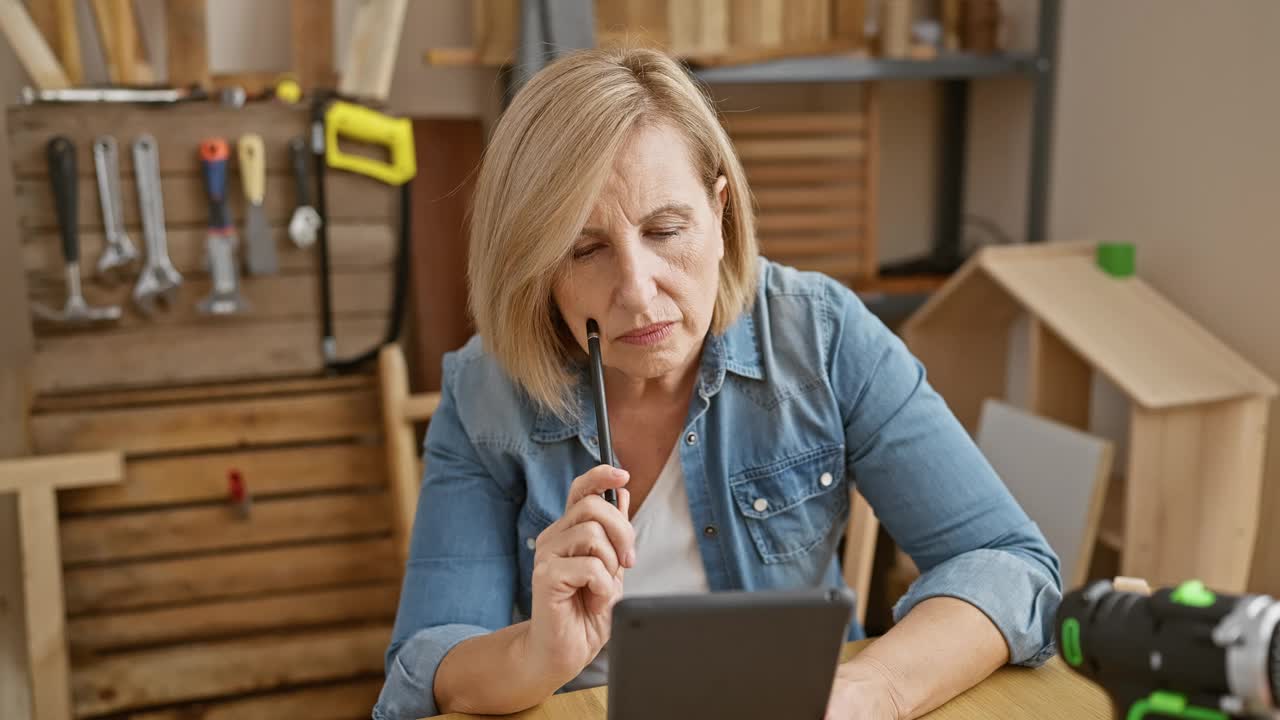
[695,0,1061,279]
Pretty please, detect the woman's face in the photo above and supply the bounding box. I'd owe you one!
[553,123,729,383]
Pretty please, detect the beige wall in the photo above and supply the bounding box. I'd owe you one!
[1046,1,1280,592]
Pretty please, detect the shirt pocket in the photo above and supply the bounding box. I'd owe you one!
[730,444,848,564]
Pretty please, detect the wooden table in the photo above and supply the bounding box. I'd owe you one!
[431,639,1113,719]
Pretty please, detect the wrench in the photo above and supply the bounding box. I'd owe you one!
[92,136,138,281]
[132,134,182,314]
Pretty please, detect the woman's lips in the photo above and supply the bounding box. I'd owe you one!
[617,322,675,346]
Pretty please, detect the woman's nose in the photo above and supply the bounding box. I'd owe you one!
[612,241,659,312]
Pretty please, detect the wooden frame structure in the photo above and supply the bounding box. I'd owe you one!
[902,242,1277,591]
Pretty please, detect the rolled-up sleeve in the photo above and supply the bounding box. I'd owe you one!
[825,280,1062,667]
[374,353,520,719]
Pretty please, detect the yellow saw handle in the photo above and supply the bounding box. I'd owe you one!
[324,101,416,186]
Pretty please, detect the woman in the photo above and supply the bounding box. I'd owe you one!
[374,47,1060,720]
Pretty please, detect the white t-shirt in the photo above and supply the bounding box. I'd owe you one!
[564,444,710,690]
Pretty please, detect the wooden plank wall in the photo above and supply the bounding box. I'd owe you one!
[29,377,394,719]
[8,102,399,397]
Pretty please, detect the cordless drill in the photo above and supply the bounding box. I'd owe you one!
[1056,579,1280,719]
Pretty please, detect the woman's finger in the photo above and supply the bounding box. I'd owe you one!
[566,464,630,510]
[534,555,616,599]
[536,520,622,575]
[562,494,635,569]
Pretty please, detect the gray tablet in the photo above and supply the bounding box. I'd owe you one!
[607,587,855,720]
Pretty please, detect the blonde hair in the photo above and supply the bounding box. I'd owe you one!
[467,47,758,420]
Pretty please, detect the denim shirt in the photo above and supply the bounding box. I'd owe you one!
[374,260,1062,720]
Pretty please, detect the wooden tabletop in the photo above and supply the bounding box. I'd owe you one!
[431,639,1112,719]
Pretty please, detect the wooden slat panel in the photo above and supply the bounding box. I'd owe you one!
[757,210,863,233]
[783,0,830,45]
[16,172,393,231]
[31,316,387,396]
[128,677,384,720]
[729,0,784,48]
[71,624,389,717]
[62,491,392,564]
[19,487,73,720]
[163,0,208,87]
[7,104,314,177]
[37,375,374,414]
[64,537,398,614]
[23,222,396,278]
[778,254,867,279]
[734,137,867,162]
[61,442,385,512]
[753,185,862,210]
[69,583,399,652]
[761,235,865,258]
[669,0,728,57]
[31,269,391,332]
[726,114,865,136]
[741,161,865,185]
[30,386,380,456]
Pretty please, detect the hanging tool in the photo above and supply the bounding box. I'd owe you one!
[132,133,182,314]
[197,138,249,316]
[287,136,320,248]
[237,133,276,275]
[311,95,415,372]
[31,136,122,325]
[91,135,138,282]
[19,85,205,104]
[227,469,251,520]
[1057,578,1279,719]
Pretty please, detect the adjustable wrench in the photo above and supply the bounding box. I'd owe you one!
[92,136,138,281]
[132,134,182,314]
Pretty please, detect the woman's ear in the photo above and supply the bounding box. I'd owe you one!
[713,175,729,217]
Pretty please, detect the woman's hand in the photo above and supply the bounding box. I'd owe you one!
[825,658,904,720]
[524,464,634,682]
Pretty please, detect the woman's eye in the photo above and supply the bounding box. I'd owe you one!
[572,244,602,260]
[649,229,680,239]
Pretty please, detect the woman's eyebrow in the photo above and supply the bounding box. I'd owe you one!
[580,202,696,238]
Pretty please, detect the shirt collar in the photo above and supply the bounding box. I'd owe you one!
[530,309,763,443]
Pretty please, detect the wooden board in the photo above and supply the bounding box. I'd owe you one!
[0,450,122,493]
[71,623,389,717]
[30,316,386,396]
[977,399,1114,588]
[68,583,399,653]
[61,441,384,512]
[64,536,398,614]
[164,0,210,87]
[61,490,392,564]
[19,487,72,720]
[339,0,408,102]
[980,248,1278,409]
[1122,398,1268,591]
[0,0,71,89]
[128,678,384,720]
[30,387,379,456]
[668,0,728,57]
[291,0,335,89]
[729,0,784,49]
[1028,317,1092,429]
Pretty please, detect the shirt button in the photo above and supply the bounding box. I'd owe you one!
[526,537,536,550]
[588,436,598,446]
[703,525,718,537]
[685,432,698,445]
[753,498,769,512]
[819,472,834,487]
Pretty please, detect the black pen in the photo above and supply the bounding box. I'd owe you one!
[586,319,620,507]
